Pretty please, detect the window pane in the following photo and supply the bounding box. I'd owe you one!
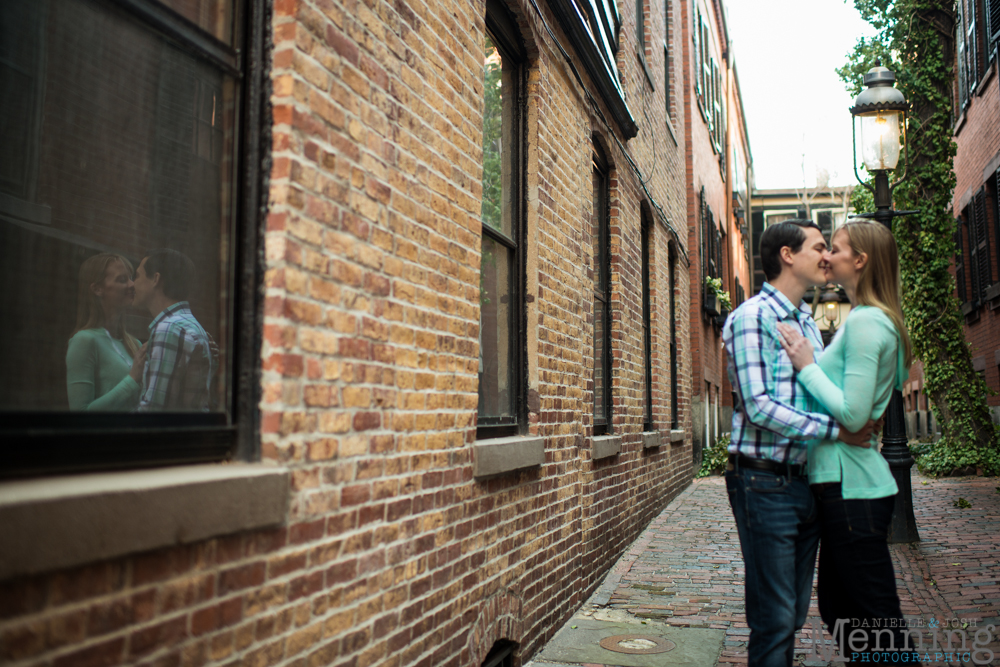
[478,236,515,422]
[592,167,604,293]
[594,300,605,423]
[482,35,515,238]
[0,0,235,413]
[155,0,234,44]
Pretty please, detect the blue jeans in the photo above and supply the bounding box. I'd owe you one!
[726,464,821,667]
[814,484,920,663]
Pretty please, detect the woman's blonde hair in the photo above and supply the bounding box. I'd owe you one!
[73,253,141,357]
[836,222,913,367]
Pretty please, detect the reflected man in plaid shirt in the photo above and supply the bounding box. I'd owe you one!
[133,249,213,412]
[721,220,874,667]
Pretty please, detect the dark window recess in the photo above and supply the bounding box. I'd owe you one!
[664,43,670,117]
[668,242,678,430]
[700,187,719,280]
[592,143,612,435]
[641,211,654,430]
[0,0,266,478]
[478,1,526,439]
[481,641,516,667]
[955,217,968,304]
[817,210,834,242]
[663,0,670,116]
[636,0,644,56]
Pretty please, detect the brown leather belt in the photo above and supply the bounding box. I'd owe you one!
[729,454,807,478]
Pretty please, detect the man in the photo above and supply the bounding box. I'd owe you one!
[133,249,213,411]
[721,220,874,667]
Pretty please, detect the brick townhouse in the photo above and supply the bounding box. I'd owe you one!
[905,0,1000,436]
[0,0,695,665]
[683,0,753,459]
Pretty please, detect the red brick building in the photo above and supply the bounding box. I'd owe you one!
[0,0,696,666]
[683,0,753,458]
[905,0,1000,435]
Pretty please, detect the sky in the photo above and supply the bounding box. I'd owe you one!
[725,0,879,190]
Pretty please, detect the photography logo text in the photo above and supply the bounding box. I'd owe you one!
[806,617,996,664]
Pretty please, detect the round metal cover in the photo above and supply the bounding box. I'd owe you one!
[599,634,676,655]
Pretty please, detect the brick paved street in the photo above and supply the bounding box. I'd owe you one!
[527,471,1000,667]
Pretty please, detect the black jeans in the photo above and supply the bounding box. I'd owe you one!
[814,483,921,663]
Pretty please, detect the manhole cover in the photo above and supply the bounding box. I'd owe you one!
[599,634,676,655]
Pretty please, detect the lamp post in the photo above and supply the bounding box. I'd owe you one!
[849,63,920,543]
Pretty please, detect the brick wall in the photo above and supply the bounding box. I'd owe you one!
[683,0,753,455]
[951,63,1000,408]
[906,60,1000,426]
[0,0,693,666]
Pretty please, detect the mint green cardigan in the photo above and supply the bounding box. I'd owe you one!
[799,306,907,499]
[66,328,141,411]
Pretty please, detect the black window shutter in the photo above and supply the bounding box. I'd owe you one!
[989,0,1000,44]
[968,210,982,305]
[956,219,968,304]
[700,187,708,279]
[973,187,992,301]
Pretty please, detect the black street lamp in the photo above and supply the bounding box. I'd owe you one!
[849,63,921,543]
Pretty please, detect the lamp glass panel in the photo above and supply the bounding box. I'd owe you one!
[859,110,900,170]
[825,302,838,322]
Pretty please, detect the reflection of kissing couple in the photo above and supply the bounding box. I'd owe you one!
[723,220,918,666]
[66,249,214,412]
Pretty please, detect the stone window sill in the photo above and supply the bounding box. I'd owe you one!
[593,435,622,459]
[0,463,290,580]
[641,432,661,449]
[473,435,545,478]
[670,429,685,443]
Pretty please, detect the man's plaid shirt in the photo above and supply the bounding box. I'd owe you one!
[722,282,839,464]
[139,302,213,412]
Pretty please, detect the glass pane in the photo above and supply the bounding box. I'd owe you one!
[155,0,234,44]
[478,236,515,422]
[594,301,605,422]
[592,166,604,293]
[0,0,235,412]
[482,34,514,238]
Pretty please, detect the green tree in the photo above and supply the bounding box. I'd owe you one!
[482,38,503,232]
[839,0,1000,475]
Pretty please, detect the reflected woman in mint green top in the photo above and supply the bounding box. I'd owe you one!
[777,221,915,659]
[66,254,147,411]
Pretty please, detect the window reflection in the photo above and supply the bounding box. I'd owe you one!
[0,0,233,412]
[155,0,234,44]
[478,236,514,421]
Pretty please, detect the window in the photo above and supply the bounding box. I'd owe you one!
[964,187,992,306]
[993,170,1000,282]
[1,0,263,477]
[668,242,678,430]
[988,0,1000,50]
[700,187,721,282]
[593,144,612,435]
[958,0,995,109]
[478,1,526,439]
[663,0,671,118]
[641,211,654,430]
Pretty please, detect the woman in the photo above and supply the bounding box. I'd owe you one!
[777,222,916,659]
[66,253,147,410]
